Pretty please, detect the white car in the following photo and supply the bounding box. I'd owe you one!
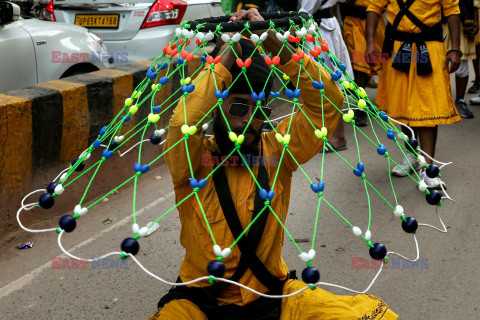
[48,0,224,65]
[0,1,112,93]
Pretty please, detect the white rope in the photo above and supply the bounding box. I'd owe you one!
[17,205,57,233]
[387,234,420,262]
[418,206,448,233]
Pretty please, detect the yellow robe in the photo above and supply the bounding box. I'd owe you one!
[367,0,462,127]
[149,53,398,319]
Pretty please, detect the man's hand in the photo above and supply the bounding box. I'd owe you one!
[216,32,242,70]
[445,51,461,73]
[230,8,265,35]
[365,43,380,67]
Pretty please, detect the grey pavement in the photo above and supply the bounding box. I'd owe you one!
[1,73,479,319]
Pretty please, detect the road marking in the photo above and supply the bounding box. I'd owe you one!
[0,191,175,300]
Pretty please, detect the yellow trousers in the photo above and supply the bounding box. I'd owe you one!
[149,280,398,320]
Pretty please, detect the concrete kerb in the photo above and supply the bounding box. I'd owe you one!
[0,54,204,242]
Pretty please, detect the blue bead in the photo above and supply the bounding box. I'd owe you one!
[301,267,320,284]
[426,165,439,178]
[157,62,168,70]
[267,190,274,200]
[71,158,85,172]
[146,67,157,80]
[153,106,161,113]
[201,56,207,63]
[134,163,142,172]
[259,188,268,199]
[177,58,185,65]
[47,182,58,194]
[338,62,346,71]
[310,183,320,193]
[123,116,131,122]
[207,260,226,277]
[39,192,54,209]
[312,81,324,90]
[329,57,334,63]
[102,149,114,159]
[402,217,418,233]
[198,179,207,189]
[317,181,325,191]
[377,144,386,155]
[121,238,140,255]
[258,91,265,101]
[189,178,198,189]
[426,190,442,205]
[93,139,101,148]
[357,162,365,172]
[59,215,76,232]
[159,77,169,85]
[387,129,395,140]
[369,243,387,260]
[320,57,325,63]
[330,72,339,81]
[285,89,294,98]
[353,168,362,177]
[379,111,389,122]
[293,89,300,98]
[335,70,342,78]
[150,133,162,145]
[99,126,107,136]
[140,164,150,173]
[221,90,229,99]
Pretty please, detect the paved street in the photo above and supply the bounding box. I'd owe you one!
[1,78,479,319]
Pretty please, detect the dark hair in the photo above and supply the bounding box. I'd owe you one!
[211,38,273,97]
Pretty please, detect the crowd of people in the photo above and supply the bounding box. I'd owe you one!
[149,1,473,319]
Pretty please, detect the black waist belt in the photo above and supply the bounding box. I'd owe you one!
[313,7,334,20]
[382,22,443,76]
[340,4,367,19]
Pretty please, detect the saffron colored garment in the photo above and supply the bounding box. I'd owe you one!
[367,0,462,127]
[151,53,398,319]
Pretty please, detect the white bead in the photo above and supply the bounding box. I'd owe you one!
[418,180,428,192]
[394,205,404,217]
[60,173,68,182]
[54,184,64,195]
[397,132,407,140]
[138,227,149,237]
[365,230,372,240]
[260,32,268,41]
[276,32,284,41]
[307,26,315,35]
[175,28,182,37]
[307,249,316,260]
[205,31,214,41]
[295,30,303,38]
[301,27,307,36]
[114,135,124,143]
[154,129,162,137]
[196,32,205,40]
[418,155,427,167]
[283,31,290,39]
[231,33,241,42]
[158,129,166,136]
[74,205,81,214]
[181,29,189,37]
[84,153,91,160]
[221,33,231,42]
[298,252,310,262]
[132,223,140,234]
[250,34,259,43]
[202,123,209,131]
[213,244,222,257]
[221,248,231,258]
[352,226,362,236]
[187,31,194,39]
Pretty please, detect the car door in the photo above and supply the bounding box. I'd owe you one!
[0,19,37,92]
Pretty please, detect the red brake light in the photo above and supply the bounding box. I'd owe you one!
[44,0,56,22]
[141,0,187,29]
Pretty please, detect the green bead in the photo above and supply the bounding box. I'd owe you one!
[56,228,61,233]
[208,276,215,284]
[73,214,79,219]
[134,234,140,239]
[216,256,223,261]
[120,252,127,259]
[401,216,407,222]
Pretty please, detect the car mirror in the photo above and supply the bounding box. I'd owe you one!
[0,1,20,26]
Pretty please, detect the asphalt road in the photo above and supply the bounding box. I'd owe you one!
[1,78,479,319]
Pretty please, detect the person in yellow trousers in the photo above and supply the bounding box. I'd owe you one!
[366,0,462,190]
[149,8,398,320]
[341,0,386,126]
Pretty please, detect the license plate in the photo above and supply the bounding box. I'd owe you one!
[74,14,119,28]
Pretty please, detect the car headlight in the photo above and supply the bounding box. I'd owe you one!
[88,32,104,47]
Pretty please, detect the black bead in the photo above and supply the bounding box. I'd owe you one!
[46,182,58,194]
[369,243,387,260]
[425,165,440,178]
[150,133,162,145]
[121,238,140,255]
[108,141,119,151]
[207,260,226,278]
[71,158,85,172]
[39,192,55,209]
[301,267,320,284]
[402,217,418,233]
[426,190,442,205]
[406,138,418,151]
[59,215,76,232]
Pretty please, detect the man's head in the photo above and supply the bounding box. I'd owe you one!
[211,39,273,159]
